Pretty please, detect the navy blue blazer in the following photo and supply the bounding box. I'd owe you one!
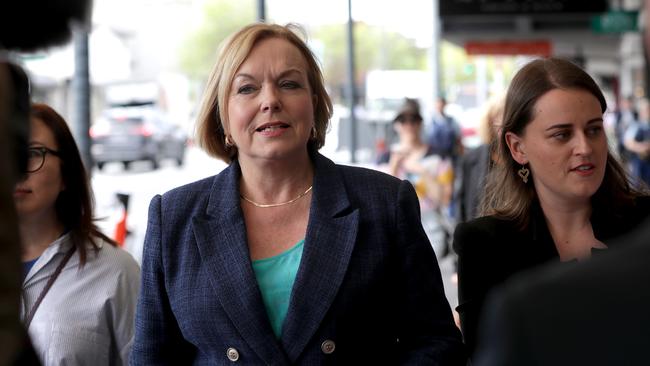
[130,152,465,365]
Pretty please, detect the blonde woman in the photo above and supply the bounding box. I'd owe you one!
[131,23,464,365]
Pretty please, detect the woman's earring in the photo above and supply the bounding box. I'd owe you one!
[225,135,234,147]
[518,165,530,183]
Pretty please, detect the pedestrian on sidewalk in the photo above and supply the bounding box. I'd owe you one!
[131,23,465,365]
[453,58,650,359]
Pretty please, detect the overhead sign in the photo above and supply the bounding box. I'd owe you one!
[465,40,552,56]
[441,0,608,16]
[591,11,638,33]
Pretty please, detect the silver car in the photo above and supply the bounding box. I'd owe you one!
[90,103,187,170]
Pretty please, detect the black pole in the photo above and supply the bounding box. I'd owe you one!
[346,0,357,163]
[643,0,650,100]
[257,0,266,22]
[432,0,440,100]
[73,25,91,173]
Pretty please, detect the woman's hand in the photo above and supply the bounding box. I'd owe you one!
[388,149,409,176]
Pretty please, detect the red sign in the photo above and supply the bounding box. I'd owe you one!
[465,40,552,56]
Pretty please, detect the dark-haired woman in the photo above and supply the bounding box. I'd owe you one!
[453,58,650,357]
[16,103,140,365]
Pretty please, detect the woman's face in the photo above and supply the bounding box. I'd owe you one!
[14,117,64,221]
[227,37,315,164]
[505,88,608,206]
[394,114,422,142]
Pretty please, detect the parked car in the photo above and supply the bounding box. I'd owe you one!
[90,103,187,170]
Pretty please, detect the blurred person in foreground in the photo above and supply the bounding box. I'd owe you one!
[473,217,650,366]
[453,57,650,358]
[17,103,140,365]
[131,23,464,365]
[0,61,35,366]
[2,0,94,363]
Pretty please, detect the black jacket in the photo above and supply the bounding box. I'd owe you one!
[455,144,490,224]
[453,196,650,356]
[474,217,650,366]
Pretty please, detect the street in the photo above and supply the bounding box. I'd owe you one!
[92,146,227,263]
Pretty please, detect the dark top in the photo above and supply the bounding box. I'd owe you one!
[455,144,490,223]
[453,196,650,356]
[474,217,650,366]
[131,151,465,365]
[22,258,38,281]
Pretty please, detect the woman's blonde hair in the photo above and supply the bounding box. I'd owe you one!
[480,57,642,228]
[195,23,333,162]
[477,92,505,145]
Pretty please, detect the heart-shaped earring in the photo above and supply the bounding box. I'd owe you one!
[518,165,530,183]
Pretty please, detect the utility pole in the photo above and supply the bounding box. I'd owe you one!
[73,24,91,173]
[346,0,357,163]
[257,0,266,22]
[432,0,440,101]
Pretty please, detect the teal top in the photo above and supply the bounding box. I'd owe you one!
[252,239,305,338]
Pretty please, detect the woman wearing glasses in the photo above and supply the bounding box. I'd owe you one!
[15,103,140,365]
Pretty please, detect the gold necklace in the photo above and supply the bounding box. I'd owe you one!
[240,185,313,208]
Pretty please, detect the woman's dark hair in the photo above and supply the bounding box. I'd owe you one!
[393,98,423,123]
[31,103,117,266]
[481,57,646,228]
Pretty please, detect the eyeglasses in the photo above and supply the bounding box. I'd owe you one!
[27,147,60,173]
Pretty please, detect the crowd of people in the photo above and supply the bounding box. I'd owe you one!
[2,21,649,366]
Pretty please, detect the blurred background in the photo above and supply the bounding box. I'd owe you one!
[10,0,648,271]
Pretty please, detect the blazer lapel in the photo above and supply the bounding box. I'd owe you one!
[280,153,359,362]
[192,163,289,364]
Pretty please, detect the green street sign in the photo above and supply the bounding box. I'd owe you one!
[591,11,638,34]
